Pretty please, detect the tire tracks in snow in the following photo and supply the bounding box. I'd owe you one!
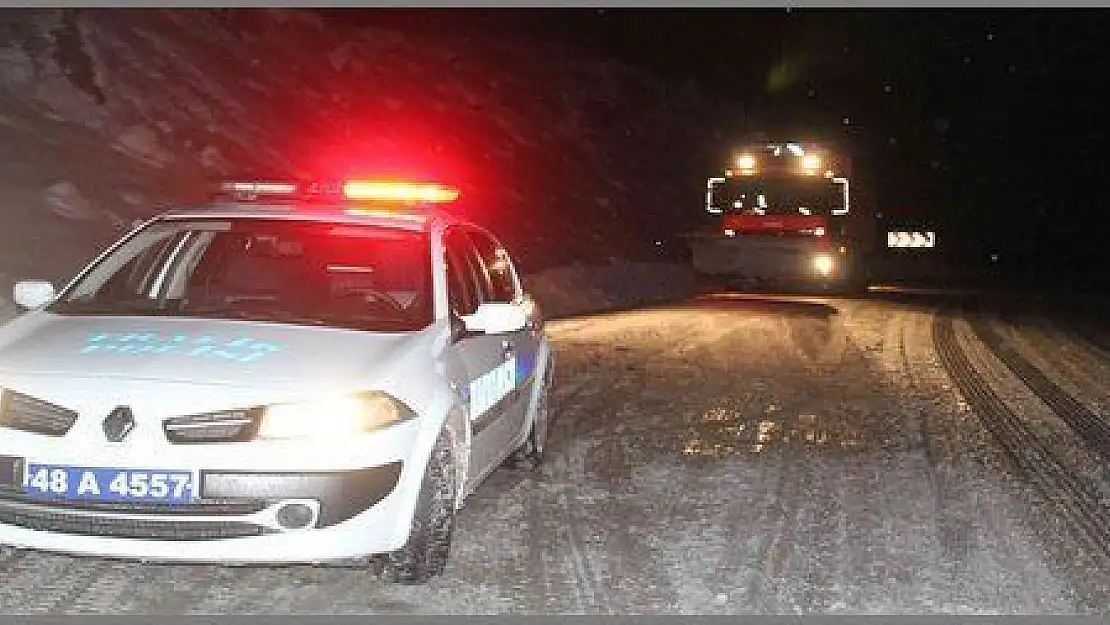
[0,553,107,614]
[934,311,1110,583]
[969,314,1110,464]
[59,561,138,614]
[536,309,706,613]
[896,308,974,567]
[744,450,803,612]
[992,317,1110,434]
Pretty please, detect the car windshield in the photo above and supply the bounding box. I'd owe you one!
[47,218,433,332]
[711,177,844,216]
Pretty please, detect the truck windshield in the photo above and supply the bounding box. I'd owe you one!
[710,177,844,216]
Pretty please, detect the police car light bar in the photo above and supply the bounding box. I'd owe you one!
[215,179,461,204]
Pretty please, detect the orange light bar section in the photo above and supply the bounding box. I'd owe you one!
[342,180,460,203]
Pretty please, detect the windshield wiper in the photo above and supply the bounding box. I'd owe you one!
[165,299,416,331]
[181,302,294,322]
[51,299,178,316]
[297,310,415,331]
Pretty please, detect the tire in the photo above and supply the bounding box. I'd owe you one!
[379,429,457,584]
[508,380,550,470]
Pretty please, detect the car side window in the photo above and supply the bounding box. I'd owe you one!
[444,229,480,316]
[93,230,187,300]
[467,229,519,304]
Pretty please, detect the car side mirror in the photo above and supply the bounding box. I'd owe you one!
[461,302,528,335]
[13,280,57,310]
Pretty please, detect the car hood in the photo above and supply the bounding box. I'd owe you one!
[0,312,445,390]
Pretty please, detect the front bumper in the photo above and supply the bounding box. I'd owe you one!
[0,422,426,563]
[692,236,845,280]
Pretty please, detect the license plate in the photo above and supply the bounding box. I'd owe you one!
[22,464,199,504]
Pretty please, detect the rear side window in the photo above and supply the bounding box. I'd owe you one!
[444,229,481,316]
[467,229,519,304]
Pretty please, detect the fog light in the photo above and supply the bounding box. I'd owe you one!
[813,253,835,277]
[275,502,316,530]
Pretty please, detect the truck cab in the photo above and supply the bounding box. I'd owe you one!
[690,141,870,293]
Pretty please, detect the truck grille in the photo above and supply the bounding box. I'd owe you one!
[0,390,79,436]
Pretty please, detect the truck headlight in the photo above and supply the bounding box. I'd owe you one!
[813,253,835,277]
[257,391,416,440]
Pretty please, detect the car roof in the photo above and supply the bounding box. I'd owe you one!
[153,201,479,233]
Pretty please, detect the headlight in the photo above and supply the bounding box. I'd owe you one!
[813,253,835,276]
[257,392,416,440]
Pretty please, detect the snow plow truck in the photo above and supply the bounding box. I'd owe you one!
[689,138,875,293]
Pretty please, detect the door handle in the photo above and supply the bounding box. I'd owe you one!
[501,339,513,358]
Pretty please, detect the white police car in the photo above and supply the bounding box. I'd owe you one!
[0,179,553,583]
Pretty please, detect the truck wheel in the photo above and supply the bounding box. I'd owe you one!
[379,429,457,584]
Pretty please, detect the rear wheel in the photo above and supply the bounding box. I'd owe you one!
[379,429,457,584]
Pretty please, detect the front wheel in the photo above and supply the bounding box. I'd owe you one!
[379,429,457,584]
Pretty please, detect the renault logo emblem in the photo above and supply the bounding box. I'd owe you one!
[103,406,136,442]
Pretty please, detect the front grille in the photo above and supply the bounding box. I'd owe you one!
[0,390,79,436]
[163,408,261,444]
[0,487,270,516]
[0,501,271,540]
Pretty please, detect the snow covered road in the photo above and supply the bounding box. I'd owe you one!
[1,290,1109,614]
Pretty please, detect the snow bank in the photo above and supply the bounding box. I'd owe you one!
[523,262,698,320]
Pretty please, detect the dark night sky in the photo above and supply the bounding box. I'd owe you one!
[326,8,1110,272]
